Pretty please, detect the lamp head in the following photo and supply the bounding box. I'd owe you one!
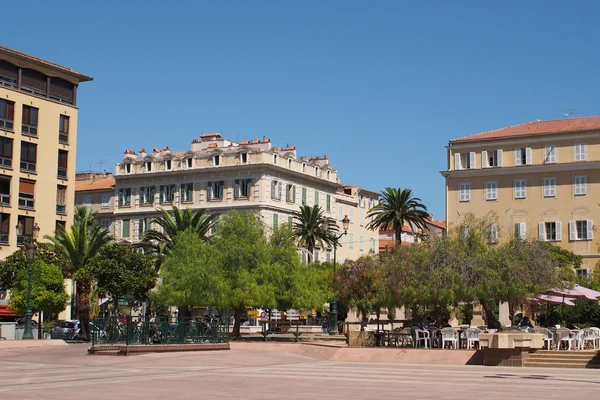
[342,215,350,234]
[25,240,37,261]
[32,223,40,239]
[16,221,23,236]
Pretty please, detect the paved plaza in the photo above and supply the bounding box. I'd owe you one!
[0,343,599,399]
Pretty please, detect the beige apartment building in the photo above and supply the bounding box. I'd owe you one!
[0,45,92,254]
[442,116,600,274]
[74,172,115,233]
[110,133,379,263]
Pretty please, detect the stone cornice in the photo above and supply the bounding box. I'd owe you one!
[440,161,600,178]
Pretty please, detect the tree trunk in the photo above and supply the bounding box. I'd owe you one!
[77,281,91,341]
[480,299,500,330]
[395,225,402,247]
[232,306,244,339]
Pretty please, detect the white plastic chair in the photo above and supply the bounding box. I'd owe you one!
[413,328,431,348]
[555,328,575,350]
[441,327,458,349]
[532,327,553,350]
[580,328,598,350]
[590,327,600,348]
[465,328,480,350]
[400,327,413,347]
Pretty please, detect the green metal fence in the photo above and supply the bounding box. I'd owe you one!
[91,316,230,345]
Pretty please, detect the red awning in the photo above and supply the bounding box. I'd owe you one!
[0,305,20,317]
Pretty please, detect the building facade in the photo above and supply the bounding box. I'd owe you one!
[442,116,600,274]
[0,45,92,258]
[110,133,379,262]
[378,218,447,251]
[74,172,115,233]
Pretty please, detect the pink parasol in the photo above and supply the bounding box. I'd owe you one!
[535,294,577,306]
[544,284,600,301]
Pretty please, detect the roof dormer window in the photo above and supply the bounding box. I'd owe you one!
[240,153,248,164]
[145,161,152,172]
[213,155,220,166]
[288,159,292,169]
[273,154,278,165]
[165,159,172,170]
[302,163,306,173]
[186,157,193,168]
[315,167,319,177]
[124,163,131,174]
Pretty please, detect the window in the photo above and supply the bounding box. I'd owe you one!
[59,115,69,144]
[459,183,471,202]
[574,175,586,196]
[0,137,12,168]
[514,222,526,240]
[273,154,278,165]
[273,213,278,230]
[58,150,68,179]
[302,163,306,173]
[0,213,8,244]
[186,157,193,168]
[21,106,38,136]
[460,226,470,239]
[486,224,499,244]
[122,219,130,238]
[208,180,224,200]
[55,221,66,233]
[349,233,354,249]
[325,252,331,262]
[240,153,247,164]
[159,184,176,204]
[124,163,132,174]
[56,185,67,215]
[326,194,331,212]
[514,148,532,165]
[17,216,35,243]
[543,177,556,198]
[0,99,14,130]
[544,145,556,164]
[101,193,111,208]
[482,150,503,167]
[349,208,354,223]
[235,179,252,199]
[271,180,282,200]
[82,194,92,207]
[101,219,111,230]
[0,61,17,88]
[569,220,593,241]
[0,177,10,206]
[539,222,562,241]
[315,167,320,177]
[576,269,592,278]
[338,204,343,221]
[140,186,155,205]
[180,183,193,202]
[18,179,35,210]
[485,181,498,201]
[327,170,330,180]
[165,159,172,170]
[514,179,526,199]
[314,190,319,206]
[288,159,292,169]
[118,188,131,207]
[313,250,319,262]
[359,235,364,251]
[21,68,46,96]
[454,152,475,170]
[574,143,586,161]
[213,155,220,166]
[302,187,307,205]
[139,218,151,236]
[145,161,152,172]
[20,142,37,172]
[370,238,376,252]
[360,211,364,226]
[285,184,295,203]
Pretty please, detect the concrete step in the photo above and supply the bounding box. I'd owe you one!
[527,357,600,364]
[533,350,599,355]
[529,353,598,359]
[524,361,600,369]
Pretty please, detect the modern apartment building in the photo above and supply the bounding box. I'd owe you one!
[0,45,92,257]
[442,116,600,274]
[74,172,115,233]
[110,133,379,262]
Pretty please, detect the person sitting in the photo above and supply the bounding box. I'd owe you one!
[518,316,533,329]
[566,321,578,330]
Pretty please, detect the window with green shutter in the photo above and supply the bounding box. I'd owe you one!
[314,190,319,206]
[302,187,307,205]
[273,213,278,230]
[326,194,331,212]
[122,219,130,238]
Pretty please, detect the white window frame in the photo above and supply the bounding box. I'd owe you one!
[569,220,593,241]
[514,179,526,199]
[514,147,532,166]
[482,149,503,168]
[270,180,282,200]
[574,175,586,196]
[539,221,562,242]
[349,233,354,249]
[543,177,556,198]
[164,159,172,170]
[145,161,152,172]
[338,204,343,221]
[485,181,498,201]
[514,222,526,240]
[359,235,364,251]
[574,143,587,161]
[544,145,556,164]
[459,183,471,202]
[101,193,111,209]
[124,163,132,174]
[486,224,499,244]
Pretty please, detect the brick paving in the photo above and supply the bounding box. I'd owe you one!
[0,343,599,399]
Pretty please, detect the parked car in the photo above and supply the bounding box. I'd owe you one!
[50,320,81,340]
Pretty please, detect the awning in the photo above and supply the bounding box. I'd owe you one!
[0,305,20,317]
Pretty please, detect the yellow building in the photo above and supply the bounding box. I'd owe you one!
[442,116,600,274]
[0,45,92,257]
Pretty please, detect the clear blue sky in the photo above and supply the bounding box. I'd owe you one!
[4,1,600,219]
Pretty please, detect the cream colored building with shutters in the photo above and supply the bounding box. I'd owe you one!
[0,45,92,258]
[112,133,379,263]
[442,116,600,274]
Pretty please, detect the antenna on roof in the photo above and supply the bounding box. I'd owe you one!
[98,159,108,173]
[562,108,580,118]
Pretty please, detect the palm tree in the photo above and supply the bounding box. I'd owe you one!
[45,213,112,340]
[366,187,429,246]
[139,206,214,267]
[291,205,339,261]
[72,205,99,229]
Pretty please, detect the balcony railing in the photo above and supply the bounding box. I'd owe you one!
[21,124,38,137]
[59,133,69,144]
[0,233,8,245]
[0,194,10,206]
[0,118,13,131]
[20,161,36,173]
[56,204,66,215]
[57,167,67,179]
[0,157,11,168]
[18,196,34,210]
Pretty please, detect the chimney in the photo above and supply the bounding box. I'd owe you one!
[139,148,146,158]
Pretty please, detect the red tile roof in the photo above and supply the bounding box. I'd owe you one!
[0,45,93,82]
[450,116,600,143]
[75,176,115,192]
[427,219,447,230]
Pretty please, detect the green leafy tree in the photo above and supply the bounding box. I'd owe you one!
[90,243,158,310]
[366,187,429,246]
[139,206,214,267]
[8,260,69,317]
[46,214,112,340]
[0,243,67,291]
[291,205,338,258]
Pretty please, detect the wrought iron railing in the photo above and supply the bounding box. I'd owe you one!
[91,316,230,346]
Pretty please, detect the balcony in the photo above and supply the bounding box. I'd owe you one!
[18,196,34,210]
[56,204,66,215]
[57,167,67,179]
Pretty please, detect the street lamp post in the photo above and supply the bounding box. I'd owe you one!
[330,215,350,335]
[16,222,40,340]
